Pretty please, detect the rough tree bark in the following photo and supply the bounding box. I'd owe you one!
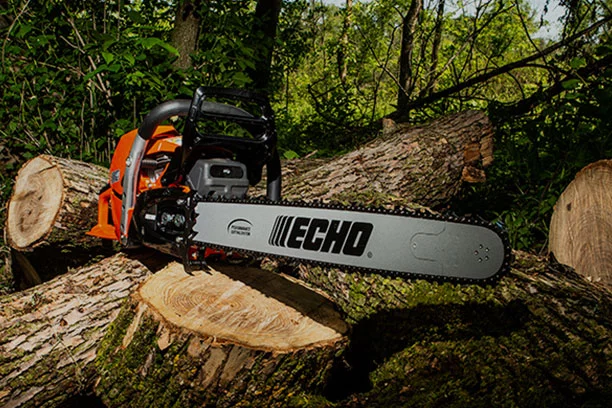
[549,159,612,286]
[95,263,348,407]
[0,251,165,408]
[170,0,201,70]
[259,110,494,208]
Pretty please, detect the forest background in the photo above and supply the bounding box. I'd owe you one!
[0,0,610,268]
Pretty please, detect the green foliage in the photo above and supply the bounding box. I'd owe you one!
[456,42,612,251]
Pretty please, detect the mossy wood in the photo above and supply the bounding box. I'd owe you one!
[0,252,164,408]
[95,262,349,407]
[254,110,494,208]
[6,155,108,251]
[279,252,611,407]
[549,159,612,286]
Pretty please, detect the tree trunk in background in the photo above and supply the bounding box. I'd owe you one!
[0,252,165,408]
[422,0,446,97]
[171,0,201,70]
[248,0,282,91]
[337,0,353,85]
[396,0,423,118]
[549,159,612,286]
[256,110,494,209]
[95,263,348,407]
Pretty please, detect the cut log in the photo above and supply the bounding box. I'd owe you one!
[257,110,494,208]
[6,155,108,251]
[95,263,349,407]
[4,155,114,286]
[0,251,166,408]
[549,159,612,285]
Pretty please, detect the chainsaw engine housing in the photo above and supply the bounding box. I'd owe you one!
[87,87,280,260]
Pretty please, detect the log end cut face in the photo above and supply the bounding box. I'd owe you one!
[549,159,612,285]
[7,156,64,249]
[138,263,349,351]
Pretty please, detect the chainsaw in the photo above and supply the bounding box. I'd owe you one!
[87,87,511,284]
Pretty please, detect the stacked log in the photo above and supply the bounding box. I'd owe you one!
[5,155,108,251]
[4,155,112,287]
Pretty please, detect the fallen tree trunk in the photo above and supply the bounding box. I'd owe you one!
[549,159,612,286]
[282,252,612,407]
[95,263,349,407]
[0,251,166,408]
[4,155,113,287]
[6,155,108,251]
[263,110,494,207]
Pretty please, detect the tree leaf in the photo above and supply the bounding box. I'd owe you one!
[102,52,114,65]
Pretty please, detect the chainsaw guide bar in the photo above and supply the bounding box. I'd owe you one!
[187,197,512,285]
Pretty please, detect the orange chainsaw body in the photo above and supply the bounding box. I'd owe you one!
[87,125,182,241]
[85,88,280,268]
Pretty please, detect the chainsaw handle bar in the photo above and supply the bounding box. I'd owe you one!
[121,99,193,243]
[183,87,280,201]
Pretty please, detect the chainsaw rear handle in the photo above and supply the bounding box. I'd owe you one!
[120,90,281,244]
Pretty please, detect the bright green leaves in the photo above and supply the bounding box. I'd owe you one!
[138,37,179,56]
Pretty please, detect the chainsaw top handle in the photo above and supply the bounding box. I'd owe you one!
[182,87,280,200]
[119,87,281,245]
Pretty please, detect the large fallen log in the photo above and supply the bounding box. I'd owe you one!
[4,155,113,286]
[284,252,612,407]
[549,159,612,286]
[269,110,494,207]
[6,155,108,251]
[0,251,165,407]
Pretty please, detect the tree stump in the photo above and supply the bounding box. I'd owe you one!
[5,155,108,251]
[549,159,612,285]
[0,251,165,408]
[95,263,349,408]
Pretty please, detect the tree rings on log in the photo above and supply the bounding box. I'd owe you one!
[6,155,108,251]
[549,159,612,285]
[95,263,349,407]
